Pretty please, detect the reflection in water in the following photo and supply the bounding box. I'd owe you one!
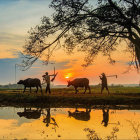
[17,108,41,119]
[68,108,91,121]
[84,126,119,140]
[0,107,140,139]
[127,120,140,140]
[42,108,59,131]
[101,108,109,127]
[43,108,50,127]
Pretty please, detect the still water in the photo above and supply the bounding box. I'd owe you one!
[0,106,140,139]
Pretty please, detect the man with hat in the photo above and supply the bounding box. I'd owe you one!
[99,73,110,94]
[42,72,57,94]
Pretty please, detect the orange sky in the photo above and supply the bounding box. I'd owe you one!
[0,0,139,85]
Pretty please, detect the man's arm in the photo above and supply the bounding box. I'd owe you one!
[49,74,56,76]
[51,72,58,82]
[99,76,103,80]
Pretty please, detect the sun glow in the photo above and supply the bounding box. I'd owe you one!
[65,73,72,79]
[65,76,70,79]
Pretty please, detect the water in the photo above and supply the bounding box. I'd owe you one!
[0,106,140,139]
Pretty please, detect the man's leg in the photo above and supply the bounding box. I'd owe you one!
[106,86,110,94]
[46,84,48,94]
[101,86,104,94]
[48,84,51,94]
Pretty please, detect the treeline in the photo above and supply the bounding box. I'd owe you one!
[0,84,139,89]
[0,84,23,89]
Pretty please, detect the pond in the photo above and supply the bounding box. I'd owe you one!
[0,106,140,139]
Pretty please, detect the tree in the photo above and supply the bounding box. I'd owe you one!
[22,0,140,70]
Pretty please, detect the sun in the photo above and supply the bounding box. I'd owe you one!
[65,73,72,79]
[65,76,70,79]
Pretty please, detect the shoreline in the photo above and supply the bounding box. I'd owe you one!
[0,91,140,109]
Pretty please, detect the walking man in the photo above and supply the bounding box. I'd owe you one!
[42,72,57,94]
[99,73,110,94]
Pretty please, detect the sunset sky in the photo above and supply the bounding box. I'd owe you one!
[0,0,140,85]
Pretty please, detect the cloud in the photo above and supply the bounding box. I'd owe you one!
[115,60,137,66]
[0,0,53,35]
[0,32,25,45]
[0,32,25,59]
[31,67,41,69]
[41,59,78,70]
[0,57,72,84]
[0,0,54,59]
[0,44,22,59]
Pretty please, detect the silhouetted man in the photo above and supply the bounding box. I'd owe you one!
[99,73,110,94]
[42,72,56,94]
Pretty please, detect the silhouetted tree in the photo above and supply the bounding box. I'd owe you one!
[22,0,140,70]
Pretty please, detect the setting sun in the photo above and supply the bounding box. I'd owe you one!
[65,76,69,79]
[65,73,72,79]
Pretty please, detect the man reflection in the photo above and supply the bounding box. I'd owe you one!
[43,108,58,129]
[101,108,109,127]
[43,108,50,127]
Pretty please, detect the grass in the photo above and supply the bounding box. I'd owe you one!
[0,86,140,108]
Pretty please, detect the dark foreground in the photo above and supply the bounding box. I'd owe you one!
[0,86,140,109]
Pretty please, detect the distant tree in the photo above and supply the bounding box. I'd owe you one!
[22,0,140,70]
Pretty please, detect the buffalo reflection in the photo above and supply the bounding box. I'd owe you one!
[17,108,42,119]
[68,108,91,121]
[17,107,59,131]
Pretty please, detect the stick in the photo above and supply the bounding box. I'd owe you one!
[54,66,55,75]
[106,75,117,78]
[51,72,58,82]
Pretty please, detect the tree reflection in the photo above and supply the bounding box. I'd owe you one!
[84,127,119,140]
[127,120,140,140]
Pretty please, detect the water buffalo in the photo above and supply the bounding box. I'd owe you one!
[17,78,42,93]
[68,109,91,121]
[67,78,91,94]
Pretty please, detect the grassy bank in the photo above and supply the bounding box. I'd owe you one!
[0,86,140,108]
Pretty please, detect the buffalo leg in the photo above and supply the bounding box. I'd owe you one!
[74,87,78,94]
[23,86,26,93]
[30,87,31,93]
[39,85,43,94]
[83,86,87,94]
[88,86,91,94]
[36,86,38,93]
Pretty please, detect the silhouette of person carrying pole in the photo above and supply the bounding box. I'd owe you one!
[42,72,57,94]
[99,73,110,94]
[101,108,109,127]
